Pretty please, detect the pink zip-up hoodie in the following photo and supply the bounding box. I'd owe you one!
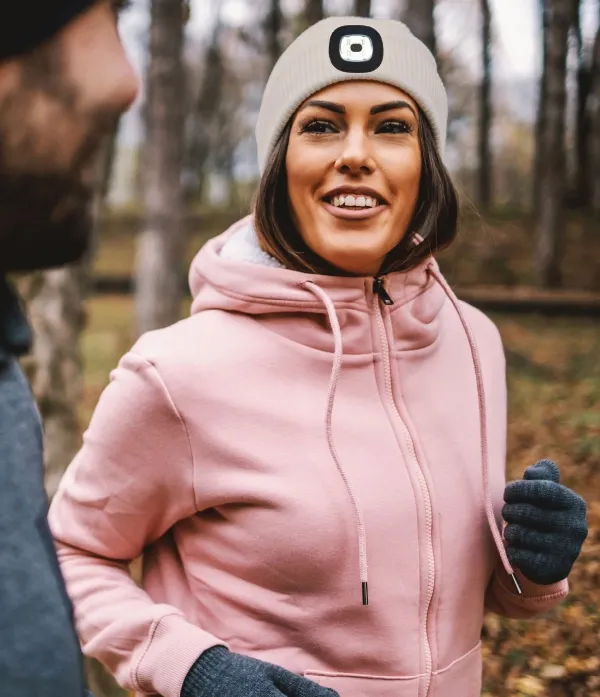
[49,217,568,697]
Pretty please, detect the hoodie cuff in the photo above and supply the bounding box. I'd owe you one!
[133,614,228,697]
[497,567,569,603]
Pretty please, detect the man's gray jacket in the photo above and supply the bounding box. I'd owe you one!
[0,276,87,697]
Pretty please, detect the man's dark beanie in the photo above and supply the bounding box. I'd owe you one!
[0,1,98,60]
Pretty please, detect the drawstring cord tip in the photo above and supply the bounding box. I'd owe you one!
[362,582,369,606]
[510,573,522,595]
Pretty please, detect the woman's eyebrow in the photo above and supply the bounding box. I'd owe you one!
[370,101,417,118]
[301,100,345,114]
[299,100,418,119]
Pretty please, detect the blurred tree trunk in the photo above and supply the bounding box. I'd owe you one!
[402,0,437,59]
[265,0,283,71]
[19,267,86,499]
[353,0,371,17]
[535,0,572,287]
[186,20,225,203]
[135,0,187,335]
[565,0,592,207]
[533,0,548,215]
[478,0,492,208]
[591,23,600,215]
[305,0,324,26]
[295,0,323,35]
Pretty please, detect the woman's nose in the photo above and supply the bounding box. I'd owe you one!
[334,132,375,175]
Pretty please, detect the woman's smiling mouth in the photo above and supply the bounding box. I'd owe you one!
[321,189,387,220]
[321,199,387,220]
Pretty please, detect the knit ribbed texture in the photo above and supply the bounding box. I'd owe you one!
[503,460,588,585]
[181,646,338,697]
[0,0,96,60]
[181,647,232,696]
[255,16,447,173]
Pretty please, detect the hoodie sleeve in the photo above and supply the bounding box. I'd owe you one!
[484,552,569,619]
[48,350,227,697]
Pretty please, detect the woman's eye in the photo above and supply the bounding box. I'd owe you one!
[300,120,337,134]
[377,120,414,135]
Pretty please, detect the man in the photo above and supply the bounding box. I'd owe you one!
[0,2,138,695]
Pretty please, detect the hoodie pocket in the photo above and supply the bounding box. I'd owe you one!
[304,670,421,697]
[429,641,482,697]
[303,642,482,697]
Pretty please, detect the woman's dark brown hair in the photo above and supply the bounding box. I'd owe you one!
[253,107,459,276]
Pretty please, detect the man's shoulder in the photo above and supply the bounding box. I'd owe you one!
[0,357,44,497]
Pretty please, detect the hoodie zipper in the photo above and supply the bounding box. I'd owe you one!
[372,276,435,697]
[373,276,394,305]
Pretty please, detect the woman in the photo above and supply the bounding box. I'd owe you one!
[49,16,587,697]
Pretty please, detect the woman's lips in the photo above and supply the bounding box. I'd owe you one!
[321,200,387,220]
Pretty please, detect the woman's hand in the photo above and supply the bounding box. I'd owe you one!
[181,646,339,697]
[502,459,588,585]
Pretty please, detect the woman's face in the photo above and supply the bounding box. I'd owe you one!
[285,81,422,276]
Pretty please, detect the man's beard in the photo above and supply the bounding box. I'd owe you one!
[0,122,113,272]
[0,40,119,273]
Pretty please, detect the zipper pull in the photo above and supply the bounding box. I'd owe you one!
[373,276,394,305]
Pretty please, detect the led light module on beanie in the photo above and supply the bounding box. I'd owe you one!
[328,24,384,73]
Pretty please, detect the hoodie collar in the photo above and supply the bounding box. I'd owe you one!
[190,215,446,347]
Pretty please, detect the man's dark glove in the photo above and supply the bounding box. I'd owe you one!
[502,459,588,585]
[181,646,339,697]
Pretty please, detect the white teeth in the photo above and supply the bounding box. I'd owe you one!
[331,194,380,208]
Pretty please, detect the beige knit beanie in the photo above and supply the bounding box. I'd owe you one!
[255,16,448,174]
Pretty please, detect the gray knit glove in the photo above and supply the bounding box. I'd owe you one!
[502,459,588,585]
[181,646,339,697]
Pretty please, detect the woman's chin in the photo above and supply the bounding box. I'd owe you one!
[319,249,383,277]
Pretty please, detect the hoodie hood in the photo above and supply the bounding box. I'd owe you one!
[189,215,447,354]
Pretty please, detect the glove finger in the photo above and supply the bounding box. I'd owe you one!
[273,667,339,697]
[504,523,587,554]
[504,480,586,512]
[523,459,560,483]
[502,502,587,535]
[507,545,573,585]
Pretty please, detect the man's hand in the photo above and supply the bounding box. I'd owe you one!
[502,459,588,585]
